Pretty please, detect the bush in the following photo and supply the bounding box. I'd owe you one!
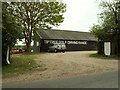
[97,41,104,55]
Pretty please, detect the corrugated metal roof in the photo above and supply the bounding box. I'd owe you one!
[36,29,97,41]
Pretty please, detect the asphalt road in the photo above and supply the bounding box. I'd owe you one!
[3,71,118,88]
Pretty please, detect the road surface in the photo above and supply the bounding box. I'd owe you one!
[3,71,118,88]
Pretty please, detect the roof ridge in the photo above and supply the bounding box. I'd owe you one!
[36,29,97,41]
[42,29,90,33]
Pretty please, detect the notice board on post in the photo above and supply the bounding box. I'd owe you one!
[104,42,111,56]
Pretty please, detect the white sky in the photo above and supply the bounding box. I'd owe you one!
[53,0,101,32]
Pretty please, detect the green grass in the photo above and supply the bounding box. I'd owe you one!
[2,54,43,78]
[23,52,40,55]
[12,45,34,50]
[0,68,2,74]
[89,53,119,60]
[12,45,25,50]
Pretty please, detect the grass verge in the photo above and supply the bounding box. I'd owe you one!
[23,52,40,55]
[89,53,119,60]
[2,54,44,78]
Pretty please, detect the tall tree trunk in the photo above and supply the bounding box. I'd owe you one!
[33,30,37,52]
[26,38,31,53]
[25,28,32,53]
[114,10,119,55]
[24,25,32,53]
[2,46,9,65]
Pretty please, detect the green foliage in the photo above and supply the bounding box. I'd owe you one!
[2,3,22,48]
[2,55,41,78]
[90,24,113,41]
[8,1,66,52]
[90,24,103,40]
[89,53,118,60]
[2,2,22,65]
[90,0,120,55]
[90,0,120,38]
[97,41,104,54]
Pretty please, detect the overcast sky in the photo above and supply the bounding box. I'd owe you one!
[53,0,101,32]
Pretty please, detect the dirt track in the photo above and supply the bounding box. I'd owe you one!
[3,51,118,83]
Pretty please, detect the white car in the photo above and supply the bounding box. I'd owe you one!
[48,43,66,53]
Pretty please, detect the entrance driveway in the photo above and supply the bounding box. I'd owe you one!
[3,51,118,84]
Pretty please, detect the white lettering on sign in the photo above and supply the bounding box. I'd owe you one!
[44,40,87,45]
[67,41,87,45]
[44,40,58,44]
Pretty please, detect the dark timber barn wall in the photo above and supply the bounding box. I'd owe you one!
[35,29,97,52]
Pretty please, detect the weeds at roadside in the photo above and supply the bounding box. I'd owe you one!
[2,54,45,78]
[89,53,119,60]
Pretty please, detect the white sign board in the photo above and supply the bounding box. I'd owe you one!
[104,42,111,56]
[37,42,39,46]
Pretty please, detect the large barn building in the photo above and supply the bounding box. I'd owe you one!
[33,29,97,52]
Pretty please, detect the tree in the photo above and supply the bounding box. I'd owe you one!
[2,2,22,65]
[90,0,120,55]
[90,24,113,54]
[8,1,66,52]
[99,0,120,54]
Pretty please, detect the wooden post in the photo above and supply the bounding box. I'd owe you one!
[6,46,10,64]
